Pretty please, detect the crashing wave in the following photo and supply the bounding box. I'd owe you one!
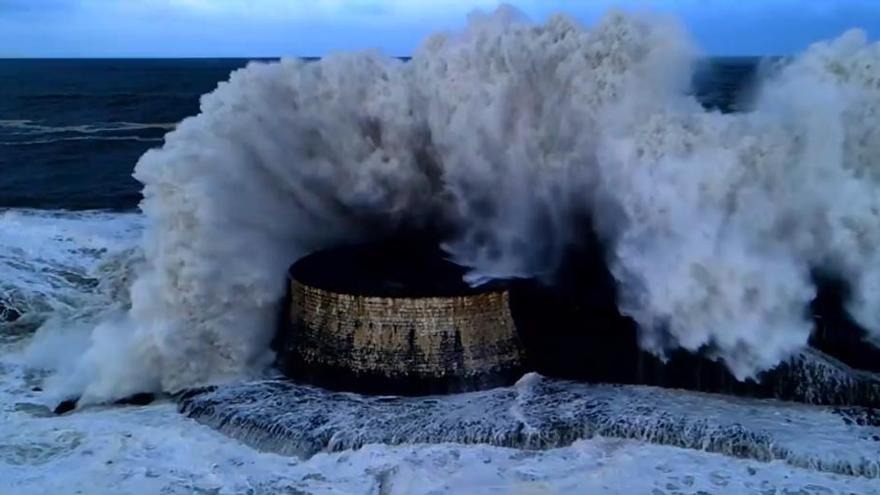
[48,8,880,401]
[0,210,141,340]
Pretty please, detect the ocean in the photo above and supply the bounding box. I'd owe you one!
[0,59,255,210]
[0,57,756,211]
[2,13,880,494]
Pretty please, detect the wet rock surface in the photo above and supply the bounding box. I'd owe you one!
[506,239,880,407]
[52,399,78,416]
[179,373,880,478]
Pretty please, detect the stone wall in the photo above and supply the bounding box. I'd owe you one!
[278,279,525,395]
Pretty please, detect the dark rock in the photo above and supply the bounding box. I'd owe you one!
[0,305,22,322]
[809,270,880,373]
[54,398,78,415]
[52,392,156,414]
[765,351,880,408]
[834,407,880,427]
[506,225,880,408]
[115,392,155,406]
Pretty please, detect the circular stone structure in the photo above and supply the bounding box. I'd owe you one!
[277,240,525,395]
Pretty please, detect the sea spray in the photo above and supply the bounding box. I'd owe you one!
[42,8,880,402]
[603,29,880,376]
[0,210,141,341]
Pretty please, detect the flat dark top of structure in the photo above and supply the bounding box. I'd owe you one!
[289,239,507,298]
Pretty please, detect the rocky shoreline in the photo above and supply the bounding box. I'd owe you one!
[179,371,880,479]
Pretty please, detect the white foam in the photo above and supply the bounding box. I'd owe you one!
[0,209,141,402]
[601,29,880,376]
[2,384,876,494]
[0,119,177,134]
[46,7,880,399]
[0,209,141,329]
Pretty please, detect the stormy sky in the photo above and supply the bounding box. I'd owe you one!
[1,0,878,57]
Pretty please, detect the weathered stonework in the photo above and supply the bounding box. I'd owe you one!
[279,275,525,395]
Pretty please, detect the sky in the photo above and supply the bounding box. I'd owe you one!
[1,0,879,57]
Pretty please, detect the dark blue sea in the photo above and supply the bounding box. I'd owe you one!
[0,57,758,211]
[0,59,260,210]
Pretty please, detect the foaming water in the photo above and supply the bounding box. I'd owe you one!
[179,373,880,478]
[0,209,141,334]
[0,209,141,408]
[0,120,172,146]
[38,8,880,401]
[607,30,880,377]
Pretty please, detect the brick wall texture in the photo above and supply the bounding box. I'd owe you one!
[288,280,524,384]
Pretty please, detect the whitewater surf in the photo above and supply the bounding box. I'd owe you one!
[3,7,880,494]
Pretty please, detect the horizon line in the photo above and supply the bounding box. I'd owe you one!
[0,54,782,60]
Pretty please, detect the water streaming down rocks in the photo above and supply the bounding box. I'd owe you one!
[178,374,880,478]
[508,232,880,408]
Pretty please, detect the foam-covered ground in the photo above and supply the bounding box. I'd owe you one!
[3,362,880,495]
[5,323,880,493]
[179,373,880,478]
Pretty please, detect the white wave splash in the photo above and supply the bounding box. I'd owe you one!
[3,136,163,145]
[0,120,177,134]
[49,8,880,401]
[604,28,880,377]
[0,120,174,146]
[0,209,141,329]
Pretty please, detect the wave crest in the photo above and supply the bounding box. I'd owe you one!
[60,8,880,400]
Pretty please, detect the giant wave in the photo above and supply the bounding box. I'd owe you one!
[30,7,880,403]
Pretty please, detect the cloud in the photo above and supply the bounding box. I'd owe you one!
[104,0,508,21]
